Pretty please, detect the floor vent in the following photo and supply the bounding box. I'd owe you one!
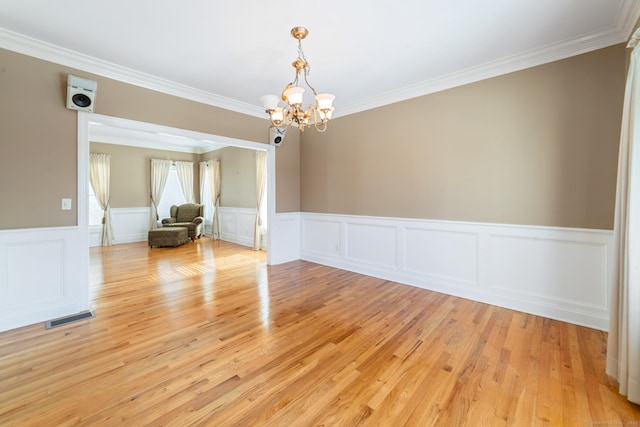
[45,311,95,329]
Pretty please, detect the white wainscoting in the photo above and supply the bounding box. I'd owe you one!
[90,207,151,247]
[90,207,266,250]
[111,207,151,244]
[0,226,89,332]
[270,212,301,265]
[219,207,257,248]
[89,225,101,247]
[300,213,613,331]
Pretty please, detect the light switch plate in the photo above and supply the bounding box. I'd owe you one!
[61,198,72,210]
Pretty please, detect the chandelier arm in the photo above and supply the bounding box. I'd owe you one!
[281,74,299,102]
[291,70,300,87]
[310,107,327,131]
[310,107,319,125]
[302,69,319,97]
[313,108,331,125]
[285,108,295,124]
[268,115,280,128]
[268,114,284,129]
[266,106,295,130]
[314,120,328,132]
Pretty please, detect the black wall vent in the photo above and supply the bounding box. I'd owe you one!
[45,311,95,329]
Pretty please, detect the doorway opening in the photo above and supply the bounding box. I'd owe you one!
[77,113,276,264]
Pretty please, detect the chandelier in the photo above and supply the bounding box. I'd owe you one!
[260,26,335,132]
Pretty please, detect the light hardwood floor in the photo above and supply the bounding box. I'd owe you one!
[0,238,638,425]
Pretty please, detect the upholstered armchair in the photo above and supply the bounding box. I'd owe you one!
[161,203,204,241]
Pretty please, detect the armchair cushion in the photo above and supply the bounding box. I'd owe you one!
[176,204,203,222]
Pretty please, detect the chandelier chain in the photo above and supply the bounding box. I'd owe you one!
[297,40,310,76]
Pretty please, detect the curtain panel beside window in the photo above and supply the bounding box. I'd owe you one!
[89,153,114,246]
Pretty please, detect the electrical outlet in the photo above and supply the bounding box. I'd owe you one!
[61,198,72,210]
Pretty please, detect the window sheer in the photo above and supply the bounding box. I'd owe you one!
[156,166,187,221]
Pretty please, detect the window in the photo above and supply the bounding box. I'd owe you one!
[88,185,104,226]
[156,166,187,220]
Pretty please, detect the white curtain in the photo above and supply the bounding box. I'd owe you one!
[199,161,209,218]
[210,159,221,240]
[175,160,195,203]
[253,151,267,250]
[200,161,215,236]
[89,153,114,246]
[607,28,640,405]
[149,159,172,229]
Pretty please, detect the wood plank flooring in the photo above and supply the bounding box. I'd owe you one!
[0,238,638,425]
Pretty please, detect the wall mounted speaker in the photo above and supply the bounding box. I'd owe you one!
[269,126,285,146]
[66,75,97,112]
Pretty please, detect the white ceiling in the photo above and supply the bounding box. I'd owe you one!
[0,0,639,120]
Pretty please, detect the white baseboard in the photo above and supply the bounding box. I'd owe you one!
[300,213,613,331]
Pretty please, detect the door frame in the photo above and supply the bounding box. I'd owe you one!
[77,112,276,264]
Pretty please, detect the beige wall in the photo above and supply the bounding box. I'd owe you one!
[90,142,200,208]
[0,48,299,229]
[207,128,300,213]
[201,146,256,208]
[92,142,295,213]
[301,44,626,230]
[199,133,300,212]
[0,50,77,229]
[88,140,301,213]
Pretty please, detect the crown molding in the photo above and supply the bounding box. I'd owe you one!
[336,0,640,117]
[337,34,634,117]
[0,27,265,119]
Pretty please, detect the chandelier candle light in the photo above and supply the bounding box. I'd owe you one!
[261,26,335,132]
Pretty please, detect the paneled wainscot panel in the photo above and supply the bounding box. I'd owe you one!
[345,222,397,268]
[111,208,150,244]
[302,218,341,257]
[219,207,256,248]
[487,234,607,308]
[270,213,300,265]
[404,227,478,287]
[0,226,89,332]
[5,239,64,306]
